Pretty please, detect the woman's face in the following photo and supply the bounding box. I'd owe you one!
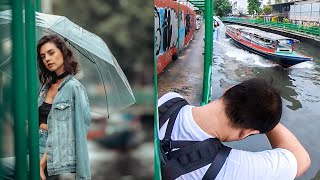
[40,42,65,75]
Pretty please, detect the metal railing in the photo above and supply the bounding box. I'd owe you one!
[221,17,320,36]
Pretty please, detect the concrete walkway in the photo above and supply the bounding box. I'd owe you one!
[158,27,205,105]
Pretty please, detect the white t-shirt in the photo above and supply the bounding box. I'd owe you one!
[158,92,298,180]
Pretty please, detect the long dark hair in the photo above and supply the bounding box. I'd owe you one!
[37,34,79,85]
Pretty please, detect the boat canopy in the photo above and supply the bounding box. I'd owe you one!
[227,24,300,42]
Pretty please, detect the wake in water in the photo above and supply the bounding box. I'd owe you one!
[214,39,276,67]
[289,61,314,69]
[214,38,315,69]
[212,17,315,69]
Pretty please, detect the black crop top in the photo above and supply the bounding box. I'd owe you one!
[39,102,52,126]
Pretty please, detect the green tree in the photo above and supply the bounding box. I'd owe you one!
[267,0,272,5]
[275,0,282,4]
[248,0,261,15]
[214,0,232,16]
[262,5,272,14]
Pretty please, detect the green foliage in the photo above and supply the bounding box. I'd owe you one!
[267,0,272,5]
[283,18,290,23]
[214,0,232,17]
[248,0,261,15]
[257,8,263,15]
[52,0,153,84]
[275,0,282,4]
[262,5,272,14]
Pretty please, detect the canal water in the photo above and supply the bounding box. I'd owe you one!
[212,32,320,179]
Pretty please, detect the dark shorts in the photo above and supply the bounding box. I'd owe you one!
[39,129,48,159]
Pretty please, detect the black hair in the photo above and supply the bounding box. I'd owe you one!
[222,78,282,133]
[214,20,219,27]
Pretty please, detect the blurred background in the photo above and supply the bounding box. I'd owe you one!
[0,0,154,179]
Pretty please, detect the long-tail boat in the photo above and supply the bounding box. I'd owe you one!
[225,25,312,67]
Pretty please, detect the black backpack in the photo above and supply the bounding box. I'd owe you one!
[158,97,231,180]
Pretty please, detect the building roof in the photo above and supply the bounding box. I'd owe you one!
[295,0,319,4]
[271,1,294,6]
[271,0,318,6]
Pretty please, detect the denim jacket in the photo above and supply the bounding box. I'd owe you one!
[38,75,91,180]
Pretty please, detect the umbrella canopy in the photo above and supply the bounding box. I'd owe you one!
[0,10,135,117]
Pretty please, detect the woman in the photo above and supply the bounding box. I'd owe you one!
[37,34,91,180]
[213,20,220,41]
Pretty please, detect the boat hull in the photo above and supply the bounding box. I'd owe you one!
[225,33,311,67]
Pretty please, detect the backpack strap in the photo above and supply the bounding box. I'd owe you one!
[158,97,189,155]
[202,145,231,180]
[162,138,227,180]
[158,97,189,128]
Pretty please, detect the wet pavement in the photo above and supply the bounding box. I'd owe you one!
[158,27,205,105]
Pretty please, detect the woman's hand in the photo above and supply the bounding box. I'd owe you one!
[40,164,46,180]
[40,152,47,180]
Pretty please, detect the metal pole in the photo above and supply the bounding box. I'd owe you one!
[0,61,3,180]
[12,0,28,179]
[36,0,41,12]
[311,3,312,22]
[209,0,214,100]
[154,5,162,179]
[201,0,213,105]
[178,1,180,56]
[25,0,40,179]
[0,82,2,180]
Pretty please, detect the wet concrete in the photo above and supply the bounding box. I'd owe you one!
[158,28,205,105]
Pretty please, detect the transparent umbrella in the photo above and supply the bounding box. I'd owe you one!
[0,10,135,117]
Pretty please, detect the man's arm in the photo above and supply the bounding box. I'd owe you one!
[266,123,311,177]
